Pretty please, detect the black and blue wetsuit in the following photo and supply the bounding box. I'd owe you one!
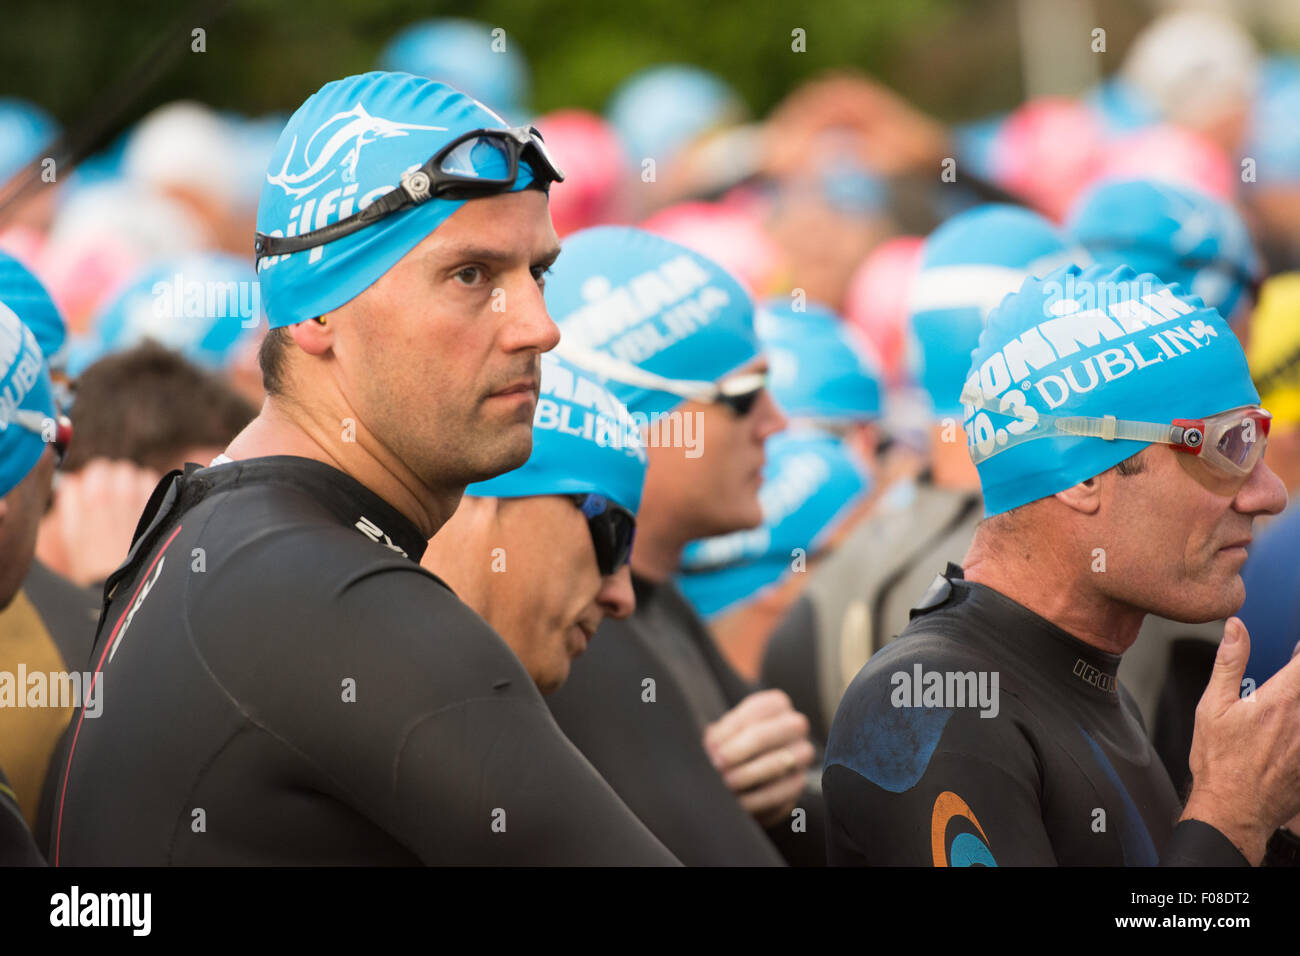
[824,565,1253,866]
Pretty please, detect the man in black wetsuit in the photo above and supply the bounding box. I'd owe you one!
[51,72,676,866]
[542,226,827,866]
[825,263,1300,866]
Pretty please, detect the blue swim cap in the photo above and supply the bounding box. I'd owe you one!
[71,253,265,376]
[466,353,648,513]
[0,253,65,373]
[1246,56,1300,186]
[1067,178,1260,325]
[952,112,1008,183]
[0,98,58,186]
[907,204,1081,418]
[759,299,882,421]
[378,19,529,121]
[0,302,57,500]
[548,226,760,417]
[256,71,541,329]
[1083,77,1160,135]
[964,262,1259,517]
[606,65,744,165]
[677,431,870,618]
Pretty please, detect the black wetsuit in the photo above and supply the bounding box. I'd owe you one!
[51,456,677,866]
[824,565,1248,867]
[547,574,826,866]
[1,767,43,866]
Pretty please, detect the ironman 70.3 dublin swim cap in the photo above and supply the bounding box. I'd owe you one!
[547,226,760,418]
[964,262,1259,516]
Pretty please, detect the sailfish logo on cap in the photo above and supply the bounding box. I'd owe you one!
[266,104,446,201]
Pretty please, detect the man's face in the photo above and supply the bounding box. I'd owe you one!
[640,359,787,539]
[328,189,562,489]
[489,495,635,694]
[1094,432,1287,622]
[0,448,56,609]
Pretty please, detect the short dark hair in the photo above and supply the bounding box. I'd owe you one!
[984,449,1149,529]
[64,343,257,474]
[1113,450,1147,477]
[258,326,291,396]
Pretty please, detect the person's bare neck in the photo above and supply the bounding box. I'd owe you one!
[420,501,493,612]
[961,522,1146,656]
[929,428,982,489]
[628,503,696,584]
[222,395,458,540]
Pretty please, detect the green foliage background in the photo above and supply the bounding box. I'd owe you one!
[2,0,1155,141]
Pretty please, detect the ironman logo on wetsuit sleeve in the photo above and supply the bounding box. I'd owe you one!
[931,791,998,867]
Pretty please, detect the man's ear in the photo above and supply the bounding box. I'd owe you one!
[286,314,334,357]
[1053,476,1103,515]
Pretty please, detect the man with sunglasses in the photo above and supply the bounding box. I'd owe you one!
[52,73,677,865]
[825,263,1300,866]
[542,227,830,866]
[422,353,643,695]
[0,300,61,865]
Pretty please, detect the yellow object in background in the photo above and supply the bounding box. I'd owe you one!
[1250,273,1300,427]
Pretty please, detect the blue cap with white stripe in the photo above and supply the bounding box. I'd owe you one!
[906,204,1081,418]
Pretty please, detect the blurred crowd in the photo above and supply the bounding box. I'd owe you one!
[3,6,1300,866]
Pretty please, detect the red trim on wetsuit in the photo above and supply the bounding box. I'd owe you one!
[54,523,184,866]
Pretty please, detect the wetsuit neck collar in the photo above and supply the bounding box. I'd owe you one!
[200,455,429,563]
[946,570,1124,701]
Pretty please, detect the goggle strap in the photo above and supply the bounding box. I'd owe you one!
[556,343,720,401]
[961,387,1185,464]
[6,408,54,437]
[1052,416,1174,444]
[254,127,561,265]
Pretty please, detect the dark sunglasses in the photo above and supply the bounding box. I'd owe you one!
[569,493,636,576]
[710,370,768,417]
[255,125,565,264]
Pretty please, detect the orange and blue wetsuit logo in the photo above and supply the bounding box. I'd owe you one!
[931,791,998,867]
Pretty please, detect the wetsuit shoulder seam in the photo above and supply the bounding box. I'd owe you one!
[164,722,246,864]
[171,493,392,826]
[390,694,547,792]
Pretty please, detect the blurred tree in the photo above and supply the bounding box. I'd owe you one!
[3,0,956,129]
[0,0,1203,152]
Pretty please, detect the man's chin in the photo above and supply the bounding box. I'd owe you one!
[467,428,534,483]
[1150,576,1246,624]
[535,657,571,697]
